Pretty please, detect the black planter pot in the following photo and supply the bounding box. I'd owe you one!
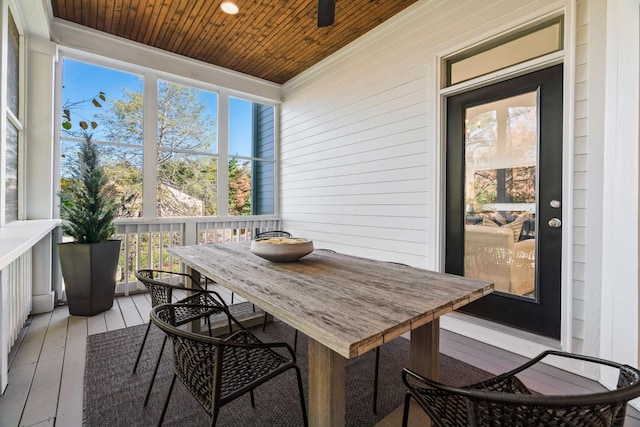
[58,240,122,316]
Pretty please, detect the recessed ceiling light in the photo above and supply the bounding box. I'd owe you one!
[220,1,239,15]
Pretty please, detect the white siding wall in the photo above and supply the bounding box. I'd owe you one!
[281,0,595,359]
[280,31,432,266]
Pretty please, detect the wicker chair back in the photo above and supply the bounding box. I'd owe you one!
[254,230,292,239]
[402,350,640,427]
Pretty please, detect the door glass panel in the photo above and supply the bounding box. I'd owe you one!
[464,91,537,298]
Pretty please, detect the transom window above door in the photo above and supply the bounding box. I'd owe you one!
[444,16,564,87]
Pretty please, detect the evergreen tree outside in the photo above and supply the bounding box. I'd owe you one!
[59,92,117,243]
[59,137,117,243]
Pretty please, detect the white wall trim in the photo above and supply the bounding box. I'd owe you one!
[8,0,49,38]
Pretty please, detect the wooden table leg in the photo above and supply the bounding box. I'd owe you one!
[409,318,440,380]
[405,319,440,426]
[308,337,346,427]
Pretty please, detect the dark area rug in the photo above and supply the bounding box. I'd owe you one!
[84,320,493,426]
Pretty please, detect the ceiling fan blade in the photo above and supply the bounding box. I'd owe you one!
[318,0,335,27]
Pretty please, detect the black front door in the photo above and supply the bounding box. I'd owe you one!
[445,64,563,338]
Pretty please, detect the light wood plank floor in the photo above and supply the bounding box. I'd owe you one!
[1,287,639,427]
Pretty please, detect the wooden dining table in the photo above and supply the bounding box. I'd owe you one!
[168,242,493,427]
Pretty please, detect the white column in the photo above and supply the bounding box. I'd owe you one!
[601,0,640,375]
[25,37,57,313]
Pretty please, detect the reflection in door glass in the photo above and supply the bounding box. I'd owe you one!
[463,91,537,298]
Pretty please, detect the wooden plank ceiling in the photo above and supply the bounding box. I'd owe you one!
[50,0,418,84]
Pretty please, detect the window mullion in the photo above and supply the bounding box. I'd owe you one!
[142,72,158,219]
[218,91,229,218]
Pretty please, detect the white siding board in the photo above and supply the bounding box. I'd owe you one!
[282,71,429,132]
[281,178,429,199]
[573,318,585,340]
[282,203,430,218]
[575,63,588,82]
[575,43,589,64]
[572,244,586,262]
[284,221,428,252]
[573,189,587,209]
[282,191,428,207]
[283,133,428,166]
[282,213,428,232]
[574,136,587,155]
[574,99,588,118]
[283,151,428,182]
[573,261,586,281]
[574,117,588,137]
[282,123,429,162]
[573,154,587,172]
[571,338,584,355]
[574,81,588,102]
[282,161,428,191]
[573,171,587,188]
[282,102,429,153]
[572,226,586,245]
[573,280,586,301]
[576,23,588,45]
[282,67,430,135]
[282,154,429,184]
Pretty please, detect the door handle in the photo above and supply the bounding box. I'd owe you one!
[548,218,562,228]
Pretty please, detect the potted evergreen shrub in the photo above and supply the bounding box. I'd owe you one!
[58,94,121,316]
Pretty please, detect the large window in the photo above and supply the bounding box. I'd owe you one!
[61,58,276,219]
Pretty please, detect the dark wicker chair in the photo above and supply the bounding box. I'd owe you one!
[401,350,640,427]
[150,303,308,426]
[255,230,292,239]
[132,269,231,405]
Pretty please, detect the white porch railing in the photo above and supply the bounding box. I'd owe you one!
[3,250,32,360]
[114,217,282,295]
